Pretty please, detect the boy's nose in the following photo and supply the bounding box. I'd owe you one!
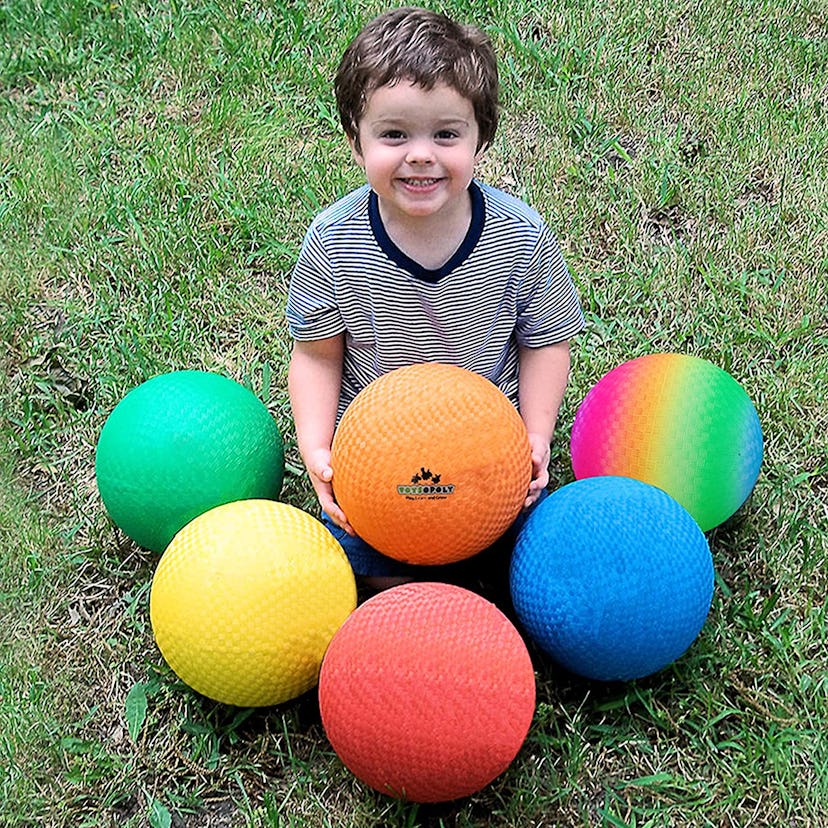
[405,140,435,165]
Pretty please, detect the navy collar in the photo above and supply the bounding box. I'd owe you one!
[368,181,485,283]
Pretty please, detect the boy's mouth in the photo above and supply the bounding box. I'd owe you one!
[399,177,441,188]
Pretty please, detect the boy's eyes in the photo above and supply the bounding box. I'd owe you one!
[378,130,460,141]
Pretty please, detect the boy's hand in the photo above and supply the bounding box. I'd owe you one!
[524,432,550,509]
[306,447,355,535]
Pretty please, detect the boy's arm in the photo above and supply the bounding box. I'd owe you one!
[287,335,354,534]
[518,340,572,508]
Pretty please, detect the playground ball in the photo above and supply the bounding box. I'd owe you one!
[95,370,284,552]
[330,363,531,565]
[570,352,763,531]
[150,499,356,707]
[319,582,535,802]
[511,476,713,681]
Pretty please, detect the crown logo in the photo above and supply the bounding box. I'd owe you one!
[397,466,455,499]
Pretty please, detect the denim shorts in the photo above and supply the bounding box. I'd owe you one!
[322,487,548,580]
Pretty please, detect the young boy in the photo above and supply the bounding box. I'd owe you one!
[286,7,585,586]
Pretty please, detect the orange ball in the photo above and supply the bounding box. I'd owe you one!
[331,363,531,565]
[318,582,536,803]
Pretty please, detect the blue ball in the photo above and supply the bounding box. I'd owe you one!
[510,477,713,681]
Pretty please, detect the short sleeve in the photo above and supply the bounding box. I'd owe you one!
[515,225,585,347]
[285,225,345,341]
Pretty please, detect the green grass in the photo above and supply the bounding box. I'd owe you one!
[2,0,827,825]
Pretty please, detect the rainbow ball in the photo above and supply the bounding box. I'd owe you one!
[95,370,284,552]
[331,363,531,565]
[510,476,713,681]
[570,353,763,531]
[319,582,536,802]
[150,499,356,707]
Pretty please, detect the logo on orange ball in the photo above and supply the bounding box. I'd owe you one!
[397,467,456,499]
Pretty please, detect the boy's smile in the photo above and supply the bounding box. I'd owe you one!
[350,80,482,233]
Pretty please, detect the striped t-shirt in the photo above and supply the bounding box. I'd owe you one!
[286,180,585,420]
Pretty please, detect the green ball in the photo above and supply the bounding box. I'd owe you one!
[95,371,284,552]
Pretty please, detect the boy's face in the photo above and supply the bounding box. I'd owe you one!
[349,80,482,224]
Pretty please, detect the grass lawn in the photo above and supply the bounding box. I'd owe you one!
[1,0,827,825]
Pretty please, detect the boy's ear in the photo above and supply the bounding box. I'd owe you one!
[475,141,489,162]
[347,135,365,167]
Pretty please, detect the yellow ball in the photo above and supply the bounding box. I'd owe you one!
[150,500,356,707]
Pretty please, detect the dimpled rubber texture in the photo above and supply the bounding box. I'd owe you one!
[318,582,536,803]
[570,352,763,532]
[95,370,285,552]
[150,499,356,707]
[511,476,714,681]
[330,363,532,565]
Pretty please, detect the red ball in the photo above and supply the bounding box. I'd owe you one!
[318,582,536,803]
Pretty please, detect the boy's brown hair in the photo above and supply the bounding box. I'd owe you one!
[335,6,499,152]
